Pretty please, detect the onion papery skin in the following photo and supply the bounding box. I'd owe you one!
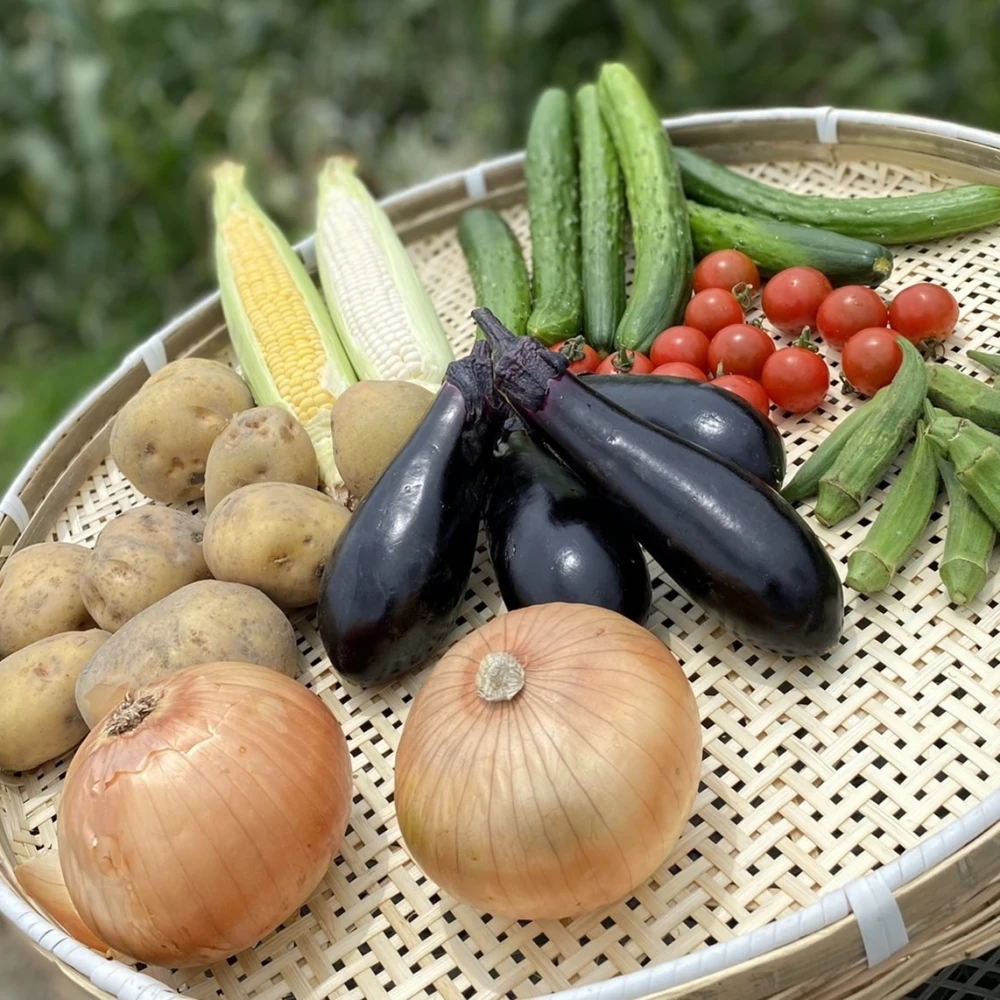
[14,848,111,954]
[395,603,702,920]
[58,661,353,968]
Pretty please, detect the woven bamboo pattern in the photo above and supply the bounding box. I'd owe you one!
[2,155,1000,1000]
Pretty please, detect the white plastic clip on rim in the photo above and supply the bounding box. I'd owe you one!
[134,337,168,376]
[843,872,910,968]
[464,162,489,200]
[0,492,30,534]
[815,106,840,144]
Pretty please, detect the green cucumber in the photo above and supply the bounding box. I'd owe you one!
[687,201,893,287]
[458,208,531,337]
[575,84,625,353]
[816,338,928,527]
[525,88,582,345]
[676,146,1000,245]
[597,63,692,353]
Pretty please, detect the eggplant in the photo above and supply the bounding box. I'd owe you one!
[484,428,651,621]
[475,308,843,656]
[583,374,785,489]
[318,343,497,685]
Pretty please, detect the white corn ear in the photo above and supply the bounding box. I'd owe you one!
[316,157,454,389]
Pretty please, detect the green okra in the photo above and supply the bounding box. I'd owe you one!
[815,338,927,527]
[781,391,882,503]
[925,404,1000,533]
[937,455,995,605]
[926,363,1000,431]
[968,349,1000,377]
[845,422,939,594]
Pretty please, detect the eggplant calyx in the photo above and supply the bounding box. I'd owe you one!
[446,338,499,423]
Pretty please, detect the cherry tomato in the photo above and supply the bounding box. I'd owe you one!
[711,374,771,417]
[693,250,761,296]
[888,283,959,346]
[761,346,830,413]
[596,348,655,375]
[841,327,903,396]
[684,288,744,338]
[649,326,711,372]
[551,336,600,374]
[761,266,833,336]
[815,285,888,350]
[706,323,776,380]
[651,362,709,382]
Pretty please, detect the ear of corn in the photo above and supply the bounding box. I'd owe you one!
[212,161,357,487]
[316,157,454,388]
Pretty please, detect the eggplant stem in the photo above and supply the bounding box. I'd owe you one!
[473,307,519,353]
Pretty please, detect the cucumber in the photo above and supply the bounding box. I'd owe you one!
[458,208,531,337]
[687,201,893,287]
[677,147,1000,245]
[575,84,625,353]
[524,88,582,345]
[597,63,692,354]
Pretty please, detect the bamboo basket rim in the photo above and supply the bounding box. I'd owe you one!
[3,104,1000,1000]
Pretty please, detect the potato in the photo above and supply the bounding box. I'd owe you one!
[80,506,210,632]
[204,482,351,607]
[0,543,96,657]
[75,580,299,727]
[110,358,253,502]
[205,406,319,513]
[0,630,110,771]
[331,380,434,497]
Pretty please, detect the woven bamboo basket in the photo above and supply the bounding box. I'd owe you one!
[2,107,1000,1000]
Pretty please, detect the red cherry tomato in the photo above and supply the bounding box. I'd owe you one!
[761,346,830,413]
[651,362,709,382]
[693,250,761,296]
[596,348,655,375]
[815,285,888,350]
[711,374,771,417]
[706,323,776,380]
[888,283,959,346]
[684,288,744,338]
[761,266,834,336]
[551,336,600,374]
[841,327,903,396]
[649,326,711,372]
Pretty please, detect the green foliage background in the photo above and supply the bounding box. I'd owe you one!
[3,0,1000,488]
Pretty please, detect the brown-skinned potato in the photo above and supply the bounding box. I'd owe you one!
[75,580,299,727]
[205,406,319,513]
[204,482,351,607]
[110,359,252,502]
[80,506,210,632]
[0,543,96,657]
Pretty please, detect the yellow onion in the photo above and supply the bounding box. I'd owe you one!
[395,603,702,920]
[14,848,111,954]
[58,661,353,967]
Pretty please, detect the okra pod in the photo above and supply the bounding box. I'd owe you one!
[925,405,1000,532]
[781,392,882,503]
[937,455,995,605]
[926,363,1000,431]
[845,422,939,594]
[816,338,927,527]
[968,349,1000,376]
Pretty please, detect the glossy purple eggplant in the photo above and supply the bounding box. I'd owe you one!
[583,374,785,488]
[318,343,497,685]
[484,428,651,621]
[475,308,843,656]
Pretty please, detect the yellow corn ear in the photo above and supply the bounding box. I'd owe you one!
[213,161,357,486]
[316,157,453,389]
